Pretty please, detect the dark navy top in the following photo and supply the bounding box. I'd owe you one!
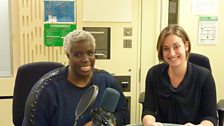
[22,66,130,126]
[142,62,217,125]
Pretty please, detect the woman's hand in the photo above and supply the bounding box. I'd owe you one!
[143,115,163,126]
[84,121,92,126]
[184,120,214,126]
[183,122,198,126]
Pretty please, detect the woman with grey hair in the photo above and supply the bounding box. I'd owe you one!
[22,30,130,126]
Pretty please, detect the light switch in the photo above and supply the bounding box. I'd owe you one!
[123,39,132,48]
[123,27,132,36]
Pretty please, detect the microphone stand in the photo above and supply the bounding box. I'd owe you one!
[73,116,79,126]
[91,108,116,126]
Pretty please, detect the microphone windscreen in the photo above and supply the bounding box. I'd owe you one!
[75,85,99,118]
[101,88,120,113]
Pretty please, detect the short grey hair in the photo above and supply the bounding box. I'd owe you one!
[64,30,96,55]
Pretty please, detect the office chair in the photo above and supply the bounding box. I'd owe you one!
[12,62,64,126]
[138,53,224,126]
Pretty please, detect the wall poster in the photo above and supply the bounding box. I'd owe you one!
[44,0,76,46]
[44,24,76,46]
[198,16,218,45]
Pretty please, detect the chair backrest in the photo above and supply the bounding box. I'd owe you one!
[138,53,211,105]
[188,53,211,71]
[12,62,64,126]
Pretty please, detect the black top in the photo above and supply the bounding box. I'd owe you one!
[142,62,217,125]
[22,66,130,126]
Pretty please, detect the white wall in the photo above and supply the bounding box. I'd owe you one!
[178,0,224,100]
[0,0,12,77]
[0,0,20,125]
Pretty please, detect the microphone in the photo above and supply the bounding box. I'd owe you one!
[92,87,120,126]
[73,85,99,126]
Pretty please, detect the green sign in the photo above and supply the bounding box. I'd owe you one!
[199,16,218,21]
[44,23,76,46]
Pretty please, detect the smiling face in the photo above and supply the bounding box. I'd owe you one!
[68,40,95,78]
[162,34,189,68]
[157,24,191,63]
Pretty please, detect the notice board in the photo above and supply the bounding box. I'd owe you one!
[0,0,11,77]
